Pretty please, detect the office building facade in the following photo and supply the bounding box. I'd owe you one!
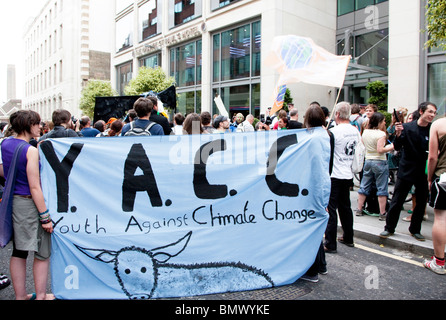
[115,0,445,118]
[23,0,115,120]
[113,0,338,119]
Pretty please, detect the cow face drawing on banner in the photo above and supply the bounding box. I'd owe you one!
[76,231,274,299]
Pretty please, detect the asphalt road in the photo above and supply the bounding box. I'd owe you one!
[0,236,443,301]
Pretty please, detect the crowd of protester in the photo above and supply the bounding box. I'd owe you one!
[0,96,445,299]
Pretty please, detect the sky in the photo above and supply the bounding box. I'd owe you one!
[0,0,48,104]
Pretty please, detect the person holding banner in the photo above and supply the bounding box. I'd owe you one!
[183,113,204,135]
[300,104,330,282]
[324,102,360,252]
[2,110,53,300]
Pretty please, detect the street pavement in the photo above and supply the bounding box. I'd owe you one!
[349,183,436,258]
[0,182,439,301]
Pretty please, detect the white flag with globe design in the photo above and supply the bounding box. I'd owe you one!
[266,35,351,88]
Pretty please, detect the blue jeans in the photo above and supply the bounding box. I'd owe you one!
[358,159,389,197]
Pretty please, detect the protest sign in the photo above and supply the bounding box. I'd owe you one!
[40,128,331,299]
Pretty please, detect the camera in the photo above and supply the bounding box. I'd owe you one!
[71,116,78,124]
[260,114,272,126]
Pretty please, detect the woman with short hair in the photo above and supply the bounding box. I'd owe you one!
[1,110,53,300]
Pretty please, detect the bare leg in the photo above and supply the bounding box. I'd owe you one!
[432,209,446,260]
[10,257,28,300]
[33,258,50,300]
[378,196,388,215]
[357,193,366,212]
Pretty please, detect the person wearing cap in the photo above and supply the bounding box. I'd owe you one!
[213,115,230,133]
[80,116,100,137]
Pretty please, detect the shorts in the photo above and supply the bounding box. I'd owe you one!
[430,178,446,210]
[12,196,51,260]
[358,159,389,197]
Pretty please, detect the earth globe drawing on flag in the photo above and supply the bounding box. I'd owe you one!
[280,37,314,70]
[265,35,351,88]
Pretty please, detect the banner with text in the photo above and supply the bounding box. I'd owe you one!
[40,128,331,300]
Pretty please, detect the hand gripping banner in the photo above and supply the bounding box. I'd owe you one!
[39,128,331,300]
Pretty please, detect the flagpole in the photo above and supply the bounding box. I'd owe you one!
[329,87,343,123]
[329,55,351,123]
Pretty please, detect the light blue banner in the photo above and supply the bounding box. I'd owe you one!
[39,128,331,300]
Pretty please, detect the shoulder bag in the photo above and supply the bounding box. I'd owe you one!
[0,140,28,248]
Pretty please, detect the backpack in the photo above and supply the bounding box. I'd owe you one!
[351,136,365,174]
[124,121,156,136]
[350,115,361,132]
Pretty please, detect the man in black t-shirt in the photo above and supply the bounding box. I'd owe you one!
[380,102,437,241]
[146,96,172,135]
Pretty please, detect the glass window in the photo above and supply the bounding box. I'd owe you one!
[176,90,202,115]
[139,53,161,68]
[338,0,354,16]
[139,0,159,41]
[221,85,250,116]
[116,12,134,52]
[211,0,240,10]
[221,24,251,81]
[252,21,261,77]
[251,83,261,119]
[171,40,202,114]
[117,61,133,95]
[428,62,446,116]
[174,0,199,26]
[212,20,261,118]
[355,29,388,69]
[171,40,202,87]
[177,91,196,115]
[356,0,374,10]
[213,34,221,82]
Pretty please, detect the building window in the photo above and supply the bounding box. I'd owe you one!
[139,53,161,68]
[355,29,388,70]
[211,0,241,11]
[169,0,201,28]
[117,61,133,95]
[338,0,354,16]
[338,0,388,16]
[428,62,446,116]
[170,39,202,114]
[139,0,159,41]
[355,0,374,10]
[212,20,261,118]
[116,12,134,52]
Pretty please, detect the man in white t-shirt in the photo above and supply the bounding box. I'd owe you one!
[236,114,255,132]
[324,102,361,253]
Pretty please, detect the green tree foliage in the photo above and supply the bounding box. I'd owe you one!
[283,88,293,112]
[79,80,117,118]
[425,0,446,50]
[124,67,176,96]
[366,80,387,112]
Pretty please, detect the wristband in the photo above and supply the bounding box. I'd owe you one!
[40,218,52,225]
[39,209,49,216]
